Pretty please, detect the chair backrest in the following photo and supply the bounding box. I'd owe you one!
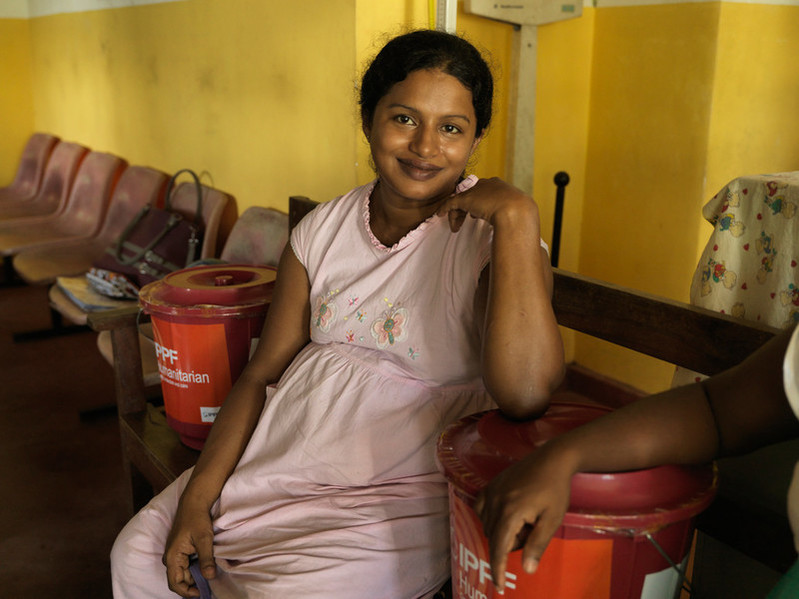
[0,133,60,203]
[95,166,169,243]
[56,152,128,237]
[289,195,318,230]
[219,206,288,267]
[0,141,89,220]
[169,181,232,259]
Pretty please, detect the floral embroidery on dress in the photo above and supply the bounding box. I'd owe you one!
[371,304,409,349]
[313,290,339,333]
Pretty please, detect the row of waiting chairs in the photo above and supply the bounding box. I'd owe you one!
[1,132,289,355]
[0,133,233,287]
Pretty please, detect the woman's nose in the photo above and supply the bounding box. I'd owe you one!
[409,125,437,158]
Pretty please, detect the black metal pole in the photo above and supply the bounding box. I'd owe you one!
[551,171,570,268]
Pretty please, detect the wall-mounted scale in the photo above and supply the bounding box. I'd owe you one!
[436,1,582,195]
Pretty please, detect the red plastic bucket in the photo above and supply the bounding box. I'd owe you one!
[139,264,277,449]
[436,403,718,599]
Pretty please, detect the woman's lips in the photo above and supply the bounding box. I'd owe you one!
[398,158,442,181]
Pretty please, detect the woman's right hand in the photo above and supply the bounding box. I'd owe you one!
[162,498,216,597]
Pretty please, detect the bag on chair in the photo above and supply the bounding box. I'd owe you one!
[87,169,204,299]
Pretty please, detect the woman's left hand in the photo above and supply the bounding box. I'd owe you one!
[437,177,539,233]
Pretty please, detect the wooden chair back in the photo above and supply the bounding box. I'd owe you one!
[551,268,778,376]
[288,195,317,230]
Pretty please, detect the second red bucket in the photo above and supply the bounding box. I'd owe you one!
[139,264,277,449]
[437,403,718,599]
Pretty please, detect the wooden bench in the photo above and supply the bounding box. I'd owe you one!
[89,197,791,582]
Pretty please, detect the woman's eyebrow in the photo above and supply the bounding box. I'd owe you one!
[387,103,472,123]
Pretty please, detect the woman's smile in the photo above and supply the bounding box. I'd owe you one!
[397,157,443,181]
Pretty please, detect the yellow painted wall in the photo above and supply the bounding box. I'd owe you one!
[26,0,358,220]
[575,3,721,390]
[0,17,34,184]
[533,10,594,274]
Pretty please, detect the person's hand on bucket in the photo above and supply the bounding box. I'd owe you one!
[474,440,575,590]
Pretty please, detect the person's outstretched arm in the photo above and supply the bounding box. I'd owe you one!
[439,177,565,419]
[475,325,799,591]
[163,245,311,597]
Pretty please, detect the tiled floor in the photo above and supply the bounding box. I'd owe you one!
[0,283,126,598]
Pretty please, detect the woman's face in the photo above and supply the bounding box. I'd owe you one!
[364,68,482,207]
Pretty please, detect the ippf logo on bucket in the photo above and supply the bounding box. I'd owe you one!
[457,541,517,597]
[155,342,179,364]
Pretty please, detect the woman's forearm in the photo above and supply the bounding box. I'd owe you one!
[179,373,271,509]
[481,201,564,419]
[553,383,721,475]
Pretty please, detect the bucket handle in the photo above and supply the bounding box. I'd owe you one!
[585,527,694,597]
[644,532,694,597]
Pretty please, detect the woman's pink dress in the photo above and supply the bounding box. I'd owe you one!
[111,176,496,598]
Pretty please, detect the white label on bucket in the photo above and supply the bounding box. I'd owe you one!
[640,556,688,599]
[200,406,221,423]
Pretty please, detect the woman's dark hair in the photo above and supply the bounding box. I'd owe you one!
[359,30,494,138]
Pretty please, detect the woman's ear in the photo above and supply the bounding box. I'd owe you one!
[469,133,484,156]
[361,110,371,141]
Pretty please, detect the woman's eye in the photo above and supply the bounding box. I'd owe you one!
[442,124,462,135]
[395,115,415,125]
